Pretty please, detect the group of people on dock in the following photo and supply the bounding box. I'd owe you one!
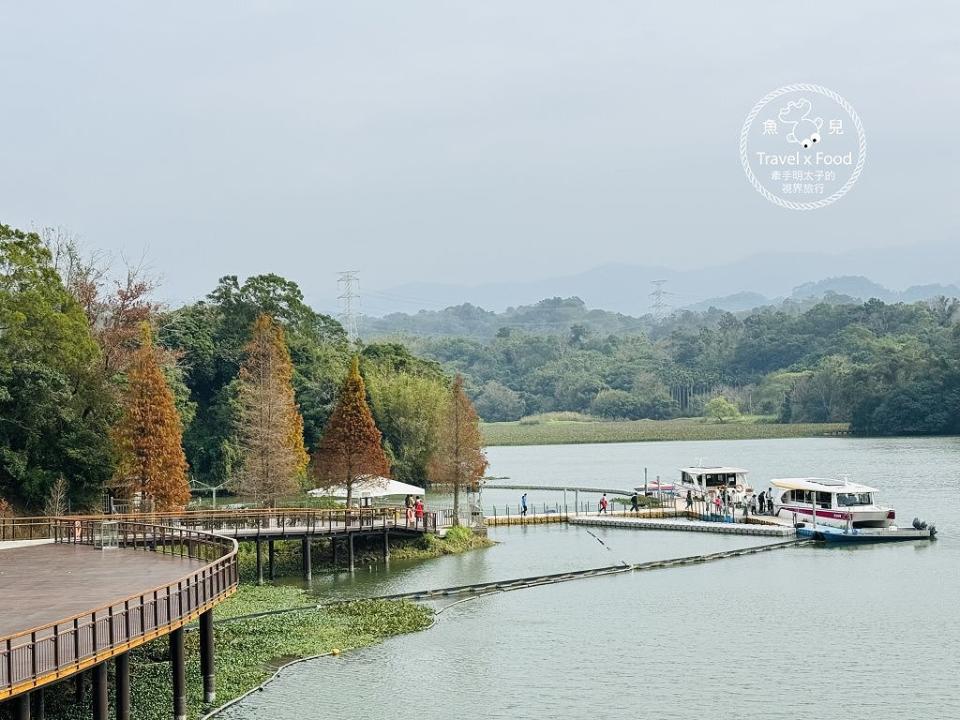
[403,495,425,526]
[684,487,778,519]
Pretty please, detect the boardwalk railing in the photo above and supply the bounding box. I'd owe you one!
[0,507,443,542]
[0,521,238,700]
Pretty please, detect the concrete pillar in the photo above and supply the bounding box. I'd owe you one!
[382,528,389,561]
[332,538,339,566]
[255,539,263,585]
[348,534,355,572]
[92,662,108,720]
[302,537,312,582]
[170,628,186,720]
[199,610,215,704]
[115,653,130,720]
[268,540,275,581]
[14,692,30,720]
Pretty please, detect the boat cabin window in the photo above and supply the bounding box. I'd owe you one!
[836,492,872,507]
[786,490,832,507]
[683,472,739,488]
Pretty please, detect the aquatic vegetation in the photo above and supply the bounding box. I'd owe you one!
[482,418,849,446]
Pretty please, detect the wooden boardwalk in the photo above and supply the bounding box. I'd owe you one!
[0,519,238,716]
[0,544,205,639]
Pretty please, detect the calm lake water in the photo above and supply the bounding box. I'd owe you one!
[221,437,960,720]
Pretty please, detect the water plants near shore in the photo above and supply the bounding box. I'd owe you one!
[481,417,848,446]
[25,587,432,720]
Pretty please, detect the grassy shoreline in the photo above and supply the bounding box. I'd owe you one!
[481,417,849,446]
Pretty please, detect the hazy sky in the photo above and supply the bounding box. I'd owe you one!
[1,1,957,314]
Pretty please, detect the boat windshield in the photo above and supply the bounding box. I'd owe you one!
[836,492,873,506]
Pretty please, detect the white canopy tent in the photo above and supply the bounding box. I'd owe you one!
[307,476,425,500]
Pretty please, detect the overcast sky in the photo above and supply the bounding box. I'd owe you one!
[1,1,957,313]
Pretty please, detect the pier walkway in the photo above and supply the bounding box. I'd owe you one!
[569,516,794,537]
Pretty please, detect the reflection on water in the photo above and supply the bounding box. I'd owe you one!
[221,437,960,720]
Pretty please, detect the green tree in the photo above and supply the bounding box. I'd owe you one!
[159,274,349,484]
[705,395,741,423]
[0,225,115,510]
[473,381,525,422]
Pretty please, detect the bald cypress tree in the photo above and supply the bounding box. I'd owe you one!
[428,375,488,525]
[233,314,309,506]
[313,356,389,505]
[113,325,190,510]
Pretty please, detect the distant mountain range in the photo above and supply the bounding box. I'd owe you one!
[351,241,960,318]
[360,275,960,340]
[683,276,960,313]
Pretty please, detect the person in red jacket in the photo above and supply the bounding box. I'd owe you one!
[414,497,424,527]
[599,494,609,515]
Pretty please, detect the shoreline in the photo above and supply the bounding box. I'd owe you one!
[481,419,850,446]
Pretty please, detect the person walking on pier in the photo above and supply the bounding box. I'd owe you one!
[405,494,415,526]
[520,493,528,517]
[599,494,609,515]
[630,492,640,512]
[758,490,766,515]
[685,489,693,511]
[414,497,424,527]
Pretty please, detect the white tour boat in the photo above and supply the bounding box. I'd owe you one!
[768,477,895,529]
[679,466,750,499]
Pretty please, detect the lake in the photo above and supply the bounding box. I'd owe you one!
[220,437,960,720]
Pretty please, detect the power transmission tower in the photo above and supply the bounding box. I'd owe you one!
[337,271,361,340]
[650,279,670,321]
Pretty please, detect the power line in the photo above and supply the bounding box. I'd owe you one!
[337,271,361,340]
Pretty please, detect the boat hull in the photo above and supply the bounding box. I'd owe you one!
[776,505,893,529]
[797,525,934,543]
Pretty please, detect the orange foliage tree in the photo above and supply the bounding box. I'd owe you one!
[428,375,488,525]
[113,325,190,510]
[312,356,389,505]
[233,314,309,506]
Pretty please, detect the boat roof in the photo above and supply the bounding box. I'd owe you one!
[770,477,877,493]
[680,466,748,475]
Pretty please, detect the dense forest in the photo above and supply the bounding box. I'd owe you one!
[0,225,452,512]
[400,297,960,436]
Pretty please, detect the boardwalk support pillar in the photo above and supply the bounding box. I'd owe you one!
[332,538,339,566]
[348,533,355,572]
[170,627,187,720]
[255,539,263,585]
[15,692,30,720]
[302,537,312,582]
[116,653,130,720]
[92,662,108,720]
[382,528,389,561]
[33,688,44,720]
[75,671,84,704]
[200,610,216,703]
[268,540,275,581]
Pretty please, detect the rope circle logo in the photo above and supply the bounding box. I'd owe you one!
[740,84,866,210]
